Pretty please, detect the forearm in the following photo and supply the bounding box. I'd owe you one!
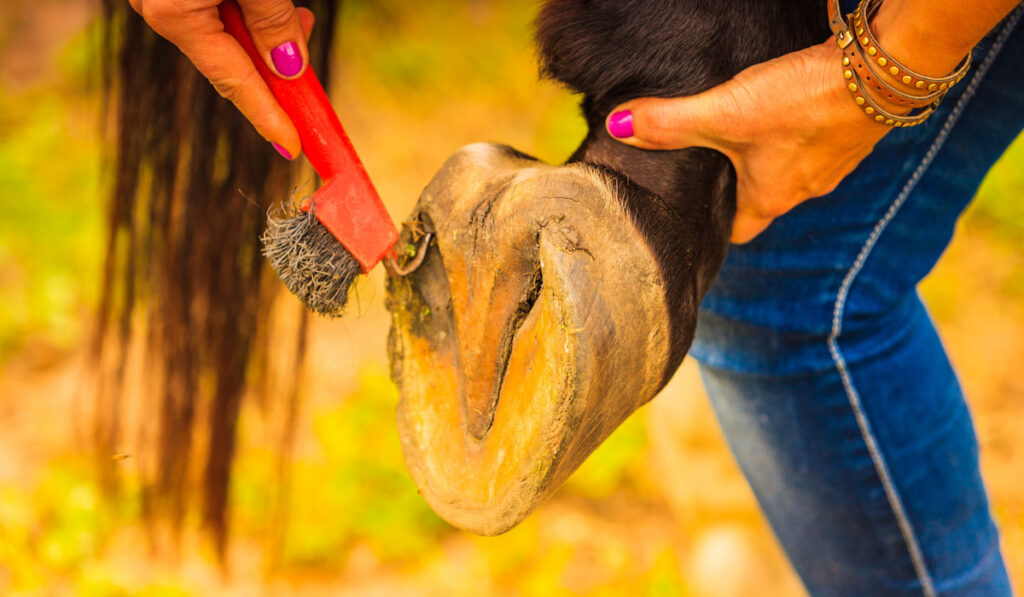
[873,0,1022,76]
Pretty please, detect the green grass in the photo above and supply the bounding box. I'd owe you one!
[0,24,104,360]
[970,132,1024,242]
[233,365,452,568]
[0,458,171,596]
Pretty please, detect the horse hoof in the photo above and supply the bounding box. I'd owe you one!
[385,143,673,535]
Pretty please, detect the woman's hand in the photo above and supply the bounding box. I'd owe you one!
[606,40,893,243]
[129,0,315,159]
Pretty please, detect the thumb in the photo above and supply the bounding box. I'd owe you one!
[237,0,310,80]
[606,92,730,153]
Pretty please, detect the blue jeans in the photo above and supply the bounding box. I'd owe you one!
[689,5,1024,596]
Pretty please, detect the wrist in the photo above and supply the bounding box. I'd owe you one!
[871,0,975,78]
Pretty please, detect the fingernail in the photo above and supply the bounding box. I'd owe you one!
[270,41,302,77]
[608,110,634,138]
[271,142,292,160]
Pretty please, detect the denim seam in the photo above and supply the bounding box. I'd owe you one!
[826,9,1022,597]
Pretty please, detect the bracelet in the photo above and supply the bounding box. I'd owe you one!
[826,0,970,127]
[854,0,971,93]
[845,59,939,127]
[838,29,943,109]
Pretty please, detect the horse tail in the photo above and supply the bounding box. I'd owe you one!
[95,0,340,558]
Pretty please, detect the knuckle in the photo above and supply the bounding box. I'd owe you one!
[209,68,268,123]
[210,63,262,102]
[762,204,791,219]
[211,76,245,103]
[140,0,176,25]
[819,179,841,196]
[801,171,842,199]
[246,5,297,35]
[749,196,793,219]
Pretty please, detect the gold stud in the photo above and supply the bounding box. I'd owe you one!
[928,83,938,92]
[939,82,948,90]
[861,36,870,45]
[844,70,853,80]
[915,81,925,89]
[878,57,887,67]
[875,115,885,122]
[889,66,899,76]
[868,47,877,56]
[843,57,851,66]
[857,28,865,36]
[885,119,894,125]
[855,96,866,106]
[848,83,858,92]
[902,75,912,84]
[865,107,875,115]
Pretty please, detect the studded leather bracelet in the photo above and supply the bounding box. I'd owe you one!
[846,65,939,127]
[854,0,971,93]
[838,29,943,110]
[826,0,972,127]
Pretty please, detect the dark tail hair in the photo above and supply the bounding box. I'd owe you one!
[95,0,340,559]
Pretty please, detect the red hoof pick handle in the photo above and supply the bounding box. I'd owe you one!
[219,0,398,316]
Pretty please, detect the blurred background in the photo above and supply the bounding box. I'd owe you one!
[0,0,1022,595]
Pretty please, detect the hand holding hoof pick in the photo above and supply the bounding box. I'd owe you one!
[218,0,428,316]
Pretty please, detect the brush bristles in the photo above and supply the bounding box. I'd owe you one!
[261,203,361,317]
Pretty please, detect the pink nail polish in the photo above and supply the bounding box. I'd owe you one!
[271,142,292,160]
[270,41,302,77]
[608,110,634,138]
